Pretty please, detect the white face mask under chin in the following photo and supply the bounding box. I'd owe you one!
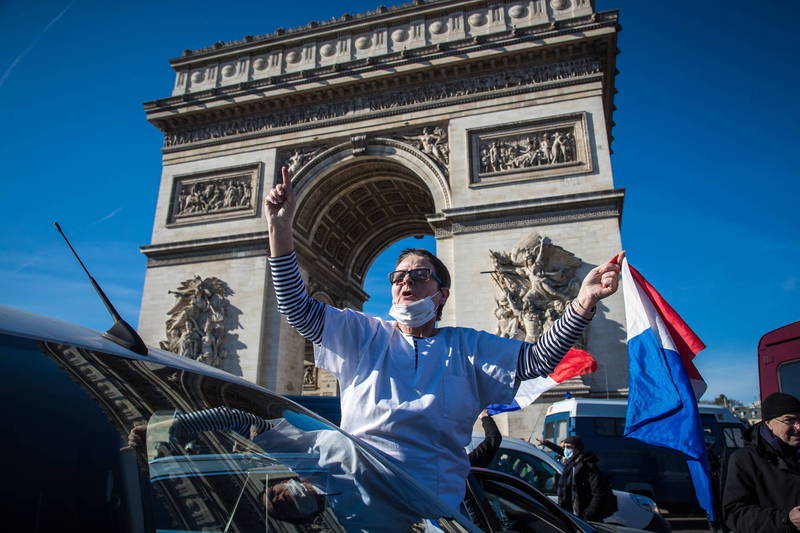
[389,293,439,327]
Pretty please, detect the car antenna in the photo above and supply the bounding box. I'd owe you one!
[54,222,148,355]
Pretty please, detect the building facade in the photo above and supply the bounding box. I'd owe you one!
[138,0,625,438]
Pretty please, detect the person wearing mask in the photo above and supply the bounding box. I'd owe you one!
[723,392,800,533]
[265,166,623,511]
[538,436,615,522]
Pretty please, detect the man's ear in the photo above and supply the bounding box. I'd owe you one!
[438,288,450,305]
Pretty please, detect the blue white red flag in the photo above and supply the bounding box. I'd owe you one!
[487,348,597,415]
[620,257,716,520]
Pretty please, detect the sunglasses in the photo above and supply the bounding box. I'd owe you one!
[388,268,442,285]
[775,417,800,429]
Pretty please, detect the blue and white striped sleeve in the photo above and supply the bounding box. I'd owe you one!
[515,304,591,380]
[171,407,271,440]
[268,251,326,344]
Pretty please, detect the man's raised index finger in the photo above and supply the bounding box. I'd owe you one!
[281,166,293,189]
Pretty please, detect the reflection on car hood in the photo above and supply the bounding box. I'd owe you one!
[0,305,266,392]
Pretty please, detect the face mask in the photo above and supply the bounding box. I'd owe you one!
[563,448,574,460]
[389,292,439,327]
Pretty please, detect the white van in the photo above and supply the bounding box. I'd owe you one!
[543,398,745,515]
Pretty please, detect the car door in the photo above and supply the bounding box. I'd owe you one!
[466,468,584,533]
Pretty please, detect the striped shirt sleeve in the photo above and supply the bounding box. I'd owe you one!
[515,303,591,380]
[268,251,326,344]
[171,407,271,440]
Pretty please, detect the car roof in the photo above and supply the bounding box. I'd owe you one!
[0,305,268,394]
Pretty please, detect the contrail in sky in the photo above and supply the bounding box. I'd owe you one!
[90,206,124,226]
[0,1,75,88]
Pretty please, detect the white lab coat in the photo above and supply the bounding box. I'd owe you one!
[315,305,522,510]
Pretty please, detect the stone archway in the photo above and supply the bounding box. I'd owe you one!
[138,0,626,419]
[291,137,449,293]
[288,149,444,396]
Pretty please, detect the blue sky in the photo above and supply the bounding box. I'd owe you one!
[2,1,797,404]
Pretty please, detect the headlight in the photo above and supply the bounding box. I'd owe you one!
[630,493,659,514]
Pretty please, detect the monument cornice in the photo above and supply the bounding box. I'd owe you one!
[151,55,609,152]
[427,188,624,237]
[140,232,268,266]
[147,12,617,113]
[170,1,497,64]
[168,11,619,72]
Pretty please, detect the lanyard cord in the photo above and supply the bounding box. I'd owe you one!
[412,337,419,370]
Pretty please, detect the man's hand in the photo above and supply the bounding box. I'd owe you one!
[265,166,296,257]
[789,506,800,528]
[120,424,148,452]
[120,419,173,453]
[574,251,625,316]
[265,166,295,230]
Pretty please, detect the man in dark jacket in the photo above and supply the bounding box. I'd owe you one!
[541,435,614,522]
[723,392,800,533]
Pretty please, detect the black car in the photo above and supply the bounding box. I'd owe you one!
[2,304,649,533]
[1,305,484,533]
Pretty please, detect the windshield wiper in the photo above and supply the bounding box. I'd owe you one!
[55,222,148,355]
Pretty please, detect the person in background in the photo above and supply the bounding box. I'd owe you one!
[538,436,615,522]
[469,410,502,468]
[723,392,800,533]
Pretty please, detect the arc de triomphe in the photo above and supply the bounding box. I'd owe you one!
[138,0,625,437]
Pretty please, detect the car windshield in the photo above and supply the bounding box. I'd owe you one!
[4,334,477,533]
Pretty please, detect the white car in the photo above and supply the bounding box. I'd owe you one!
[468,434,671,532]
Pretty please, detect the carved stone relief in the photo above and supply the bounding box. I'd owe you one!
[303,362,318,390]
[282,146,328,175]
[469,112,592,186]
[367,58,599,113]
[479,127,576,173]
[160,276,232,368]
[390,126,449,170]
[163,58,600,147]
[168,164,260,225]
[487,233,586,348]
[278,125,449,183]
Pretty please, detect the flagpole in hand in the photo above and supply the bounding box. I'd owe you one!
[572,251,625,318]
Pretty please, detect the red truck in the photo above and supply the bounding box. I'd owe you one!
[758,321,800,402]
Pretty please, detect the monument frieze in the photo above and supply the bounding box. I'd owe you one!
[167,163,261,225]
[469,112,592,186]
[162,58,601,148]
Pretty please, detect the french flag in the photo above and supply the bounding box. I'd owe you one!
[487,348,597,415]
[620,257,715,521]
